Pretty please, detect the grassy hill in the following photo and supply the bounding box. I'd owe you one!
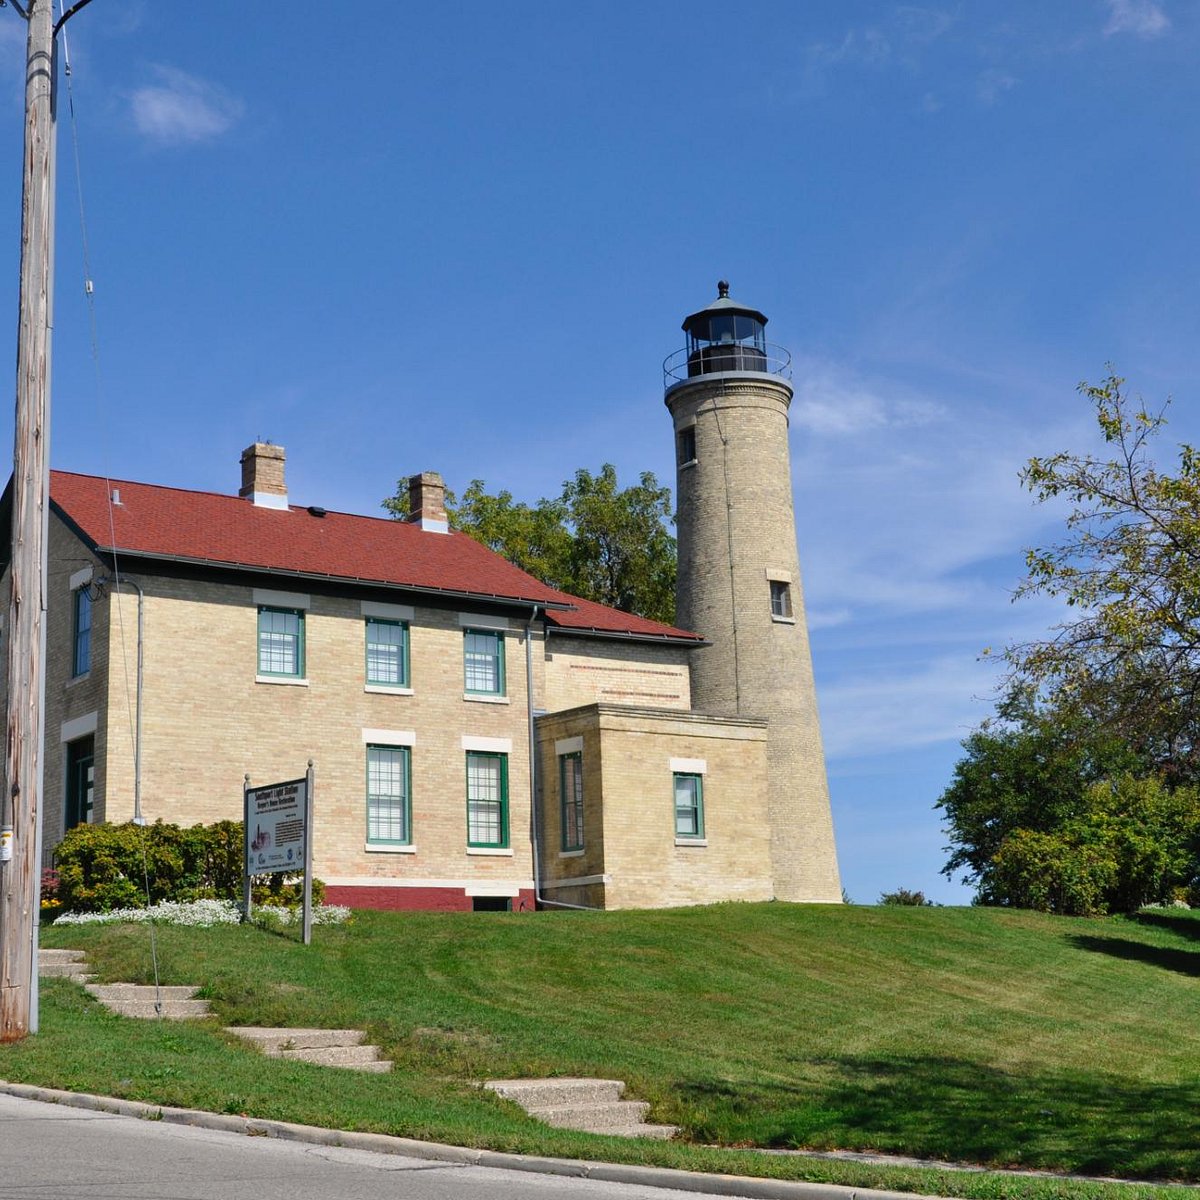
[9,902,1200,1197]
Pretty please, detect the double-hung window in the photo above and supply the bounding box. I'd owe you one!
[560,751,584,851]
[466,751,508,847]
[258,607,304,677]
[674,772,704,839]
[366,745,411,845]
[464,629,504,695]
[366,618,409,687]
[72,587,92,677]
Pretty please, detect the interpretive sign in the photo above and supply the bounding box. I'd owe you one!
[243,763,316,944]
[245,776,307,875]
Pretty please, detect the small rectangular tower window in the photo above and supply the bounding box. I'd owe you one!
[677,425,697,466]
[769,580,793,621]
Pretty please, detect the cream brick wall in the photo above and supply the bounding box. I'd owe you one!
[42,518,110,852]
[92,568,538,897]
[32,512,731,906]
[536,704,772,909]
[543,636,691,712]
[667,375,842,903]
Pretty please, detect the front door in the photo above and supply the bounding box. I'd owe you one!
[65,736,94,829]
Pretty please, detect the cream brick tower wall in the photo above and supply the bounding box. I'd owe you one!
[664,284,841,902]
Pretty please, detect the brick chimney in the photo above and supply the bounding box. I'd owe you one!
[407,471,448,532]
[239,442,288,510]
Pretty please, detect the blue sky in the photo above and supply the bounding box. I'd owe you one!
[0,1,1196,904]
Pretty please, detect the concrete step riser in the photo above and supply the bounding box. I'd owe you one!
[487,1080,625,1108]
[276,1046,383,1066]
[531,1101,651,1131]
[39,963,93,978]
[38,950,87,964]
[626,1123,679,1140]
[87,985,198,1002]
[227,1030,365,1053]
[100,1001,213,1019]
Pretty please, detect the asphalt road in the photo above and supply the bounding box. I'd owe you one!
[0,1092,780,1200]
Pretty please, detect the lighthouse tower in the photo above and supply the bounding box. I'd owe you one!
[664,282,841,902]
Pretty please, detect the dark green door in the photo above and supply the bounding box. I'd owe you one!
[65,736,94,828]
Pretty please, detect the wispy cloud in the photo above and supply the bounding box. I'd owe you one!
[819,655,1001,758]
[130,66,243,146]
[1103,0,1171,38]
[790,362,946,435]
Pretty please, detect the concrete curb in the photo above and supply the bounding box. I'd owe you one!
[0,1080,937,1200]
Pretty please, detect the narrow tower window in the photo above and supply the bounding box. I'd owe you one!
[769,580,793,620]
[677,425,697,466]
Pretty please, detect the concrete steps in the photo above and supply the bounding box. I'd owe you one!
[85,983,213,1020]
[37,948,94,984]
[226,1026,393,1073]
[485,1078,677,1140]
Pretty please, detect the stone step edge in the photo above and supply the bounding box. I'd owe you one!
[93,1000,213,1019]
[485,1078,627,1106]
[225,1027,366,1051]
[531,1105,653,1132]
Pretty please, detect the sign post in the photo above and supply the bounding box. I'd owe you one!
[243,767,314,945]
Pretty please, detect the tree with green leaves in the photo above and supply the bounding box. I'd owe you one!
[1011,371,1200,777]
[384,465,677,625]
[938,372,1200,913]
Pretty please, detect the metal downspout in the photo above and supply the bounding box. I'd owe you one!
[525,604,541,908]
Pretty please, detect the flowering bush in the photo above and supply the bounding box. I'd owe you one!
[55,898,350,928]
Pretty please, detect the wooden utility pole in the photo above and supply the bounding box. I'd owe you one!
[1,0,57,1043]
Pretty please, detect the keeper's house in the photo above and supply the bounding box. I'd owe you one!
[0,444,773,911]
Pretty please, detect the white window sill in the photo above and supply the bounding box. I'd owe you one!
[771,615,796,625]
[467,846,514,856]
[463,693,509,704]
[675,837,708,847]
[559,848,585,858]
[365,684,414,696]
[67,672,90,688]
[257,675,309,687]
[679,458,698,470]
[365,843,416,854]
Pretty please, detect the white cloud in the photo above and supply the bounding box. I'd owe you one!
[1103,0,1171,38]
[819,655,1000,758]
[130,66,243,146]
[790,361,946,436]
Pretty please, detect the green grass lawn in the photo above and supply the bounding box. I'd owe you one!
[6,902,1200,1200]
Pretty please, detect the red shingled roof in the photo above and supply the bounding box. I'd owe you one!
[49,471,702,644]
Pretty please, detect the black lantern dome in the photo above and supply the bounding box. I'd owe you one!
[681,280,769,377]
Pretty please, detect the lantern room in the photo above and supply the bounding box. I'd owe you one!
[682,280,768,377]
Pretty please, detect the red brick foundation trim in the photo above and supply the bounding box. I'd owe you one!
[325,885,537,912]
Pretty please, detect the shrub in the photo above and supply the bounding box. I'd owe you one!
[879,888,933,906]
[54,820,323,914]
